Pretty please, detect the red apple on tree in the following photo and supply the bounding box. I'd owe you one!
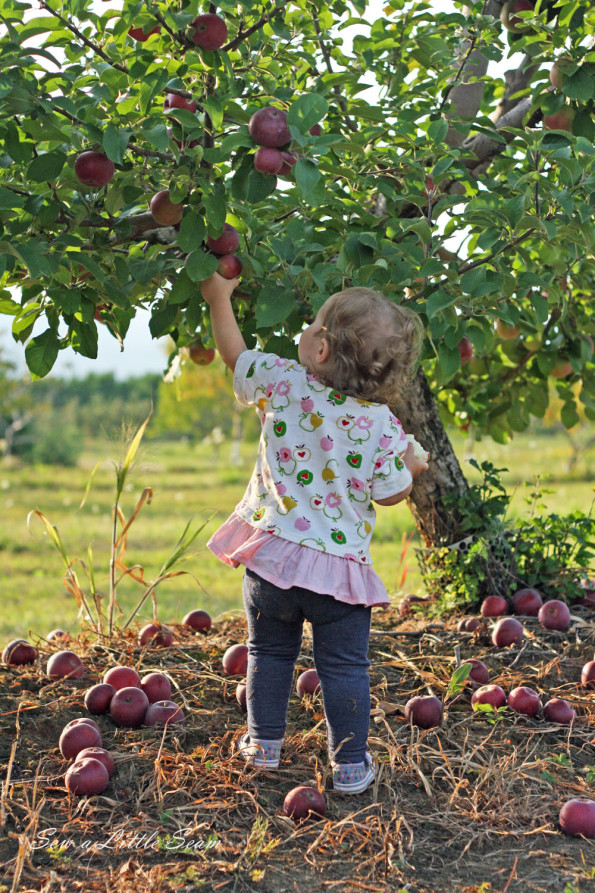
[65,756,110,796]
[182,609,212,633]
[458,337,473,364]
[500,0,534,33]
[538,599,571,631]
[109,686,149,728]
[507,686,540,717]
[163,93,197,113]
[254,147,284,174]
[206,223,239,256]
[2,639,37,666]
[512,587,543,616]
[496,320,520,340]
[550,360,572,379]
[249,107,291,148]
[217,254,242,280]
[188,342,216,365]
[279,150,298,177]
[283,786,326,820]
[150,190,184,227]
[128,24,161,41]
[544,107,575,133]
[190,13,228,50]
[309,123,323,136]
[74,151,115,187]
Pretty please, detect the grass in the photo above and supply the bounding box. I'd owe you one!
[0,425,593,643]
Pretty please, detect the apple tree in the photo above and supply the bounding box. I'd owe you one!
[0,0,593,594]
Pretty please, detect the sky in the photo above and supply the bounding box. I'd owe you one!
[1,0,469,380]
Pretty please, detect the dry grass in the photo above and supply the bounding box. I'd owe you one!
[1,606,595,893]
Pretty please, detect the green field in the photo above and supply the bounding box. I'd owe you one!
[1,427,593,642]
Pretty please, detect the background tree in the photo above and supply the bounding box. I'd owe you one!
[0,0,593,591]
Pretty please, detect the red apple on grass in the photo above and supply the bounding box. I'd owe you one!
[507,686,540,717]
[65,756,110,796]
[59,722,102,759]
[283,786,326,820]
[47,629,71,643]
[480,596,509,617]
[190,13,228,50]
[296,669,321,696]
[2,639,37,666]
[404,695,442,729]
[206,223,239,256]
[109,686,149,728]
[138,623,173,647]
[457,616,483,633]
[512,588,543,616]
[559,799,595,838]
[163,93,197,113]
[544,698,576,724]
[458,337,473,364]
[236,683,247,712]
[182,609,212,633]
[144,700,185,727]
[141,672,172,704]
[217,254,242,280]
[128,24,161,41]
[64,717,101,734]
[188,343,216,365]
[85,683,116,715]
[471,684,507,710]
[249,107,291,148]
[460,659,489,687]
[47,650,85,680]
[74,151,115,187]
[222,643,249,676]
[76,746,115,777]
[492,617,524,648]
[538,600,571,631]
[103,666,141,690]
[150,191,184,227]
[581,661,595,690]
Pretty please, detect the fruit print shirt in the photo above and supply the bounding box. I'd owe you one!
[209,351,412,591]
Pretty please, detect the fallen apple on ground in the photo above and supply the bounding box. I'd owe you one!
[141,672,172,704]
[296,669,321,696]
[144,700,185,727]
[283,786,326,820]
[85,683,116,715]
[460,659,489,687]
[59,722,102,759]
[65,756,110,796]
[236,683,247,712]
[471,684,507,710]
[559,799,595,838]
[480,596,509,617]
[76,747,115,777]
[47,650,85,680]
[581,661,595,689]
[182,609,212,633]
[46,629,71,643]
[404,695,442,729]
[103,666,141,690]
[222,643,249,676]
[109,686,150,728]
[138,623,174,647]
[457,617,483,633]
[492,617,524,648]
[543,698,576,724]
[64,717,102,734]
[507,686,540,717]
[512,588,543,616]
[2,639,37,666]
[538,600,571,631]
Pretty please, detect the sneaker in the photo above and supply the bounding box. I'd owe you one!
[234,733,282,769]
[332,752,376,794]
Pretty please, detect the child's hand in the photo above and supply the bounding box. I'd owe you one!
[200,271,239,306]
[403,441,429,480]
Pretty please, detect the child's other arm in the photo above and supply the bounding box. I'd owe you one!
[373,442,428,506]
[200,272,247,371]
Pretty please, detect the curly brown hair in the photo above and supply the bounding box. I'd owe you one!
[311,287,424,405]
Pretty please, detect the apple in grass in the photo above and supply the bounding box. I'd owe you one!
[103,665,141,690]
[47,650,85,680]
[507,686,540,717]
[480,595,509,617]
[404,695,443,729]
[190,13,228,50]
[182,609,212,633]
[249,107,291,148]
[2,639,37,666]
[109,686,149,728]
[138,623,174,647]
[460,659,489,688]
[236,683,247,712]
[141,672,172,704]
[74,151,115,188]
[512,588,543,616]
[222,643,249,676]
[59,721,102,759]
[581,661,595,689]
[65,756,110,796]
[188,343,216,365]
[47,629,71,644]
[559,800,595,838]
[163,93,197,114]
[85,683,116,715]
[458,337,473,364]
[544,698,576,724]
[538,599,571,631]
[457,616,483,633]
[206,223,240,256]
[471,684,507,710]
[217,254,242,280]
[492,617,524,648]
[283,786,326,820]
[296,669,321,696]
[150,190,184,227]
[144,700,185,727]
[64,717,101,734]
[76,747,115,777]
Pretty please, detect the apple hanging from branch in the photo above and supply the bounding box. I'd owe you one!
[150,190,184,227]
[249,107,291,148]
[190,13,228,50]
[74,151,115,188]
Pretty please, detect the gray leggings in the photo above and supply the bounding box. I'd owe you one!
[242,568,372,764]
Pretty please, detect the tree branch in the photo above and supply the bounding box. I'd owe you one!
[40,1,128,73]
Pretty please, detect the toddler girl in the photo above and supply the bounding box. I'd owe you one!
[201,272,428,794]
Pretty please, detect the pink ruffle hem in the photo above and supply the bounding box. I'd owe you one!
[207,513,390,609]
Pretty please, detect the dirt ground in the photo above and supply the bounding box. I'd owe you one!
[1,603,595,893]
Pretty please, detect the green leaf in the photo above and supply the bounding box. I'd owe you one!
[426,289,457,319]
[295,158,322,202]
[287,94,329,134]
[437,343,460,381]
[27,151,67,182]
[428,118,448,144]
[184,251,218,283]
[231,157,278,204]
[203,96,223,130]
[561,400,579,429]
[103,124,133,164]
[168,269,195,305]
[141,122,171,152]
[563,67,594,102]
[71,318,98,358]
[24,328,60,379]
[255,286,295,329]
[177,211,206,253]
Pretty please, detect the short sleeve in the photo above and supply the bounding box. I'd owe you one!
[370,410,413,501]
[233,350,295,407]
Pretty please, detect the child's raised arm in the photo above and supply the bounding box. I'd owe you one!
[200,272,247,371]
